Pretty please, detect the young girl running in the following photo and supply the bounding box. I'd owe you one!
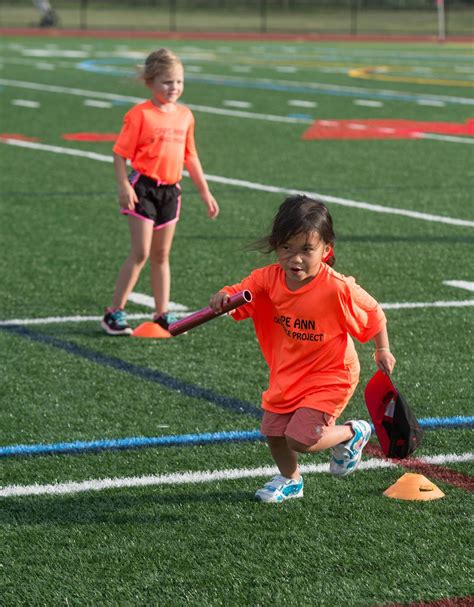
[102,48,219,336]
[210,195,396,503]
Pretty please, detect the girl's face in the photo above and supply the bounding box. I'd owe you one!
[148,65,184,107]
[277,231,331,291]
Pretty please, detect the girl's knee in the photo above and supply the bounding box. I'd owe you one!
[150,247,171,265]
[285,436,311,453]
[130,249,149,266]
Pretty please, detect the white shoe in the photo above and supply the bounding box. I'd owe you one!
[255,475,304,503]
[330,420,372,477]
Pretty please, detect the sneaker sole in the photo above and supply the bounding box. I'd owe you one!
[100,321,133,336]
[330,426,372,477]
[255,490,304,503]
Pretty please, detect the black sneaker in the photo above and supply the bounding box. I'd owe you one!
[153,312,178,331]
[101,309,133,336]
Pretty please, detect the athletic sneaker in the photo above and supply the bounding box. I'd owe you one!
[255,475,304,503]
[329,420,372,477]
[101,309,133,336]
[153,311,178,331]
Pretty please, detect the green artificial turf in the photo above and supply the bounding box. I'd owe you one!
[0,34,472,606]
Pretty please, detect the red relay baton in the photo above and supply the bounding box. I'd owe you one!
[168,290,252,337]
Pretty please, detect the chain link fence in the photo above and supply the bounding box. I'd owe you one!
[1,1,473,36]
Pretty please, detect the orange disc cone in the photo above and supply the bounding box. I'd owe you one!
[132,322,172,339]
[383,473,445,501]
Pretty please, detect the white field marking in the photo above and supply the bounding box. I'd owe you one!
[416,99,446,107]
[1,452,472,498]
[417,133,474,145]
[443,280,474,293]
[275,66,297,73]
[288,99,317,108]
[1,78,473,128]
[348,123,367,130]
[0,312,190,327]
[185,102,312,124]
[12,99,40,108]
[185,65,203,73]
[380,300,474,310]
[127,292,189,311]
[2,138,474,228]
[354,99,383,107]
[84,99,112,108]
[2,299,473,328]
[21,49,89,58]
[223,100,252,108]
[36,62,55,71]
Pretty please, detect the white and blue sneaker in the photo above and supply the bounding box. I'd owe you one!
[330,420,372,477]
[255,475,304,503]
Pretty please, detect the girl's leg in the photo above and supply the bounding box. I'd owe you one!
[267,436,300,479]
[287,425,353,454]
[111,216,154,310]
[149,223,176,317]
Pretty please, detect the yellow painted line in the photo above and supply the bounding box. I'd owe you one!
[349,65,474,87]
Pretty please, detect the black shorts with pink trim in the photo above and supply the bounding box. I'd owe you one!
[121,172,181,230]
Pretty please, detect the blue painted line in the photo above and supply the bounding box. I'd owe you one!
[0,430,265,458]
[0,417,472,459]
[0,324,262,419]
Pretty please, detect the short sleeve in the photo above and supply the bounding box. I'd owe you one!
[342,278,386,343]
[113,110,141,159]
[184,112,198,161]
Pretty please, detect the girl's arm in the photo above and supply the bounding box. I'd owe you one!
[113,152,137,210]
[373,327,396,375]
[185,156,219,219]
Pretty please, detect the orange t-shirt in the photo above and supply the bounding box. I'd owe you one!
[113,100,198,183]
[223,263,386,418]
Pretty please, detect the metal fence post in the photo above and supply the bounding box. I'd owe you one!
[350,0,359,36]
[170,0,177,32]
[260,0,267,33]
[80,0,88,30]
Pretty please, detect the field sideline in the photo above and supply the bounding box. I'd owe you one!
[0,29,473,606]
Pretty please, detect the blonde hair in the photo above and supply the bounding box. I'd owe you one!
[141,48,182,83]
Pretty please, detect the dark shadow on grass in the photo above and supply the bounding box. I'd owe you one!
[0,490,253,527]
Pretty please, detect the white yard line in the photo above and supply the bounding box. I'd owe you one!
[417,133,474,144]
[1,452,472,498]
[127,292,189,311]
[443,280,474,293]
[380,299,474,310]
[1,299,472,327]
[2,138,473,228]
[0,312,190,327]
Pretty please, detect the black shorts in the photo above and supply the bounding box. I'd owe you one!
[120,172,181,230]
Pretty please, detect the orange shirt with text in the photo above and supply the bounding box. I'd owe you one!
[224,263,386,418]
[113,100,198,184]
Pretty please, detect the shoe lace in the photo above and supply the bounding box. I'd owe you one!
[111,309,127,323]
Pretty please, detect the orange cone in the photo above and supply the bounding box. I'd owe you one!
[132,322,172,339]
[383,473,445,501]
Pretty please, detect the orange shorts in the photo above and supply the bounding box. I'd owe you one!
[261,408,336,447]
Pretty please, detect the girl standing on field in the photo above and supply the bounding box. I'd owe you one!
[102,48,219,336]
[210,195,395,503]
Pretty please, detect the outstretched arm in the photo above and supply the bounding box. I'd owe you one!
[185,156,219,219]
